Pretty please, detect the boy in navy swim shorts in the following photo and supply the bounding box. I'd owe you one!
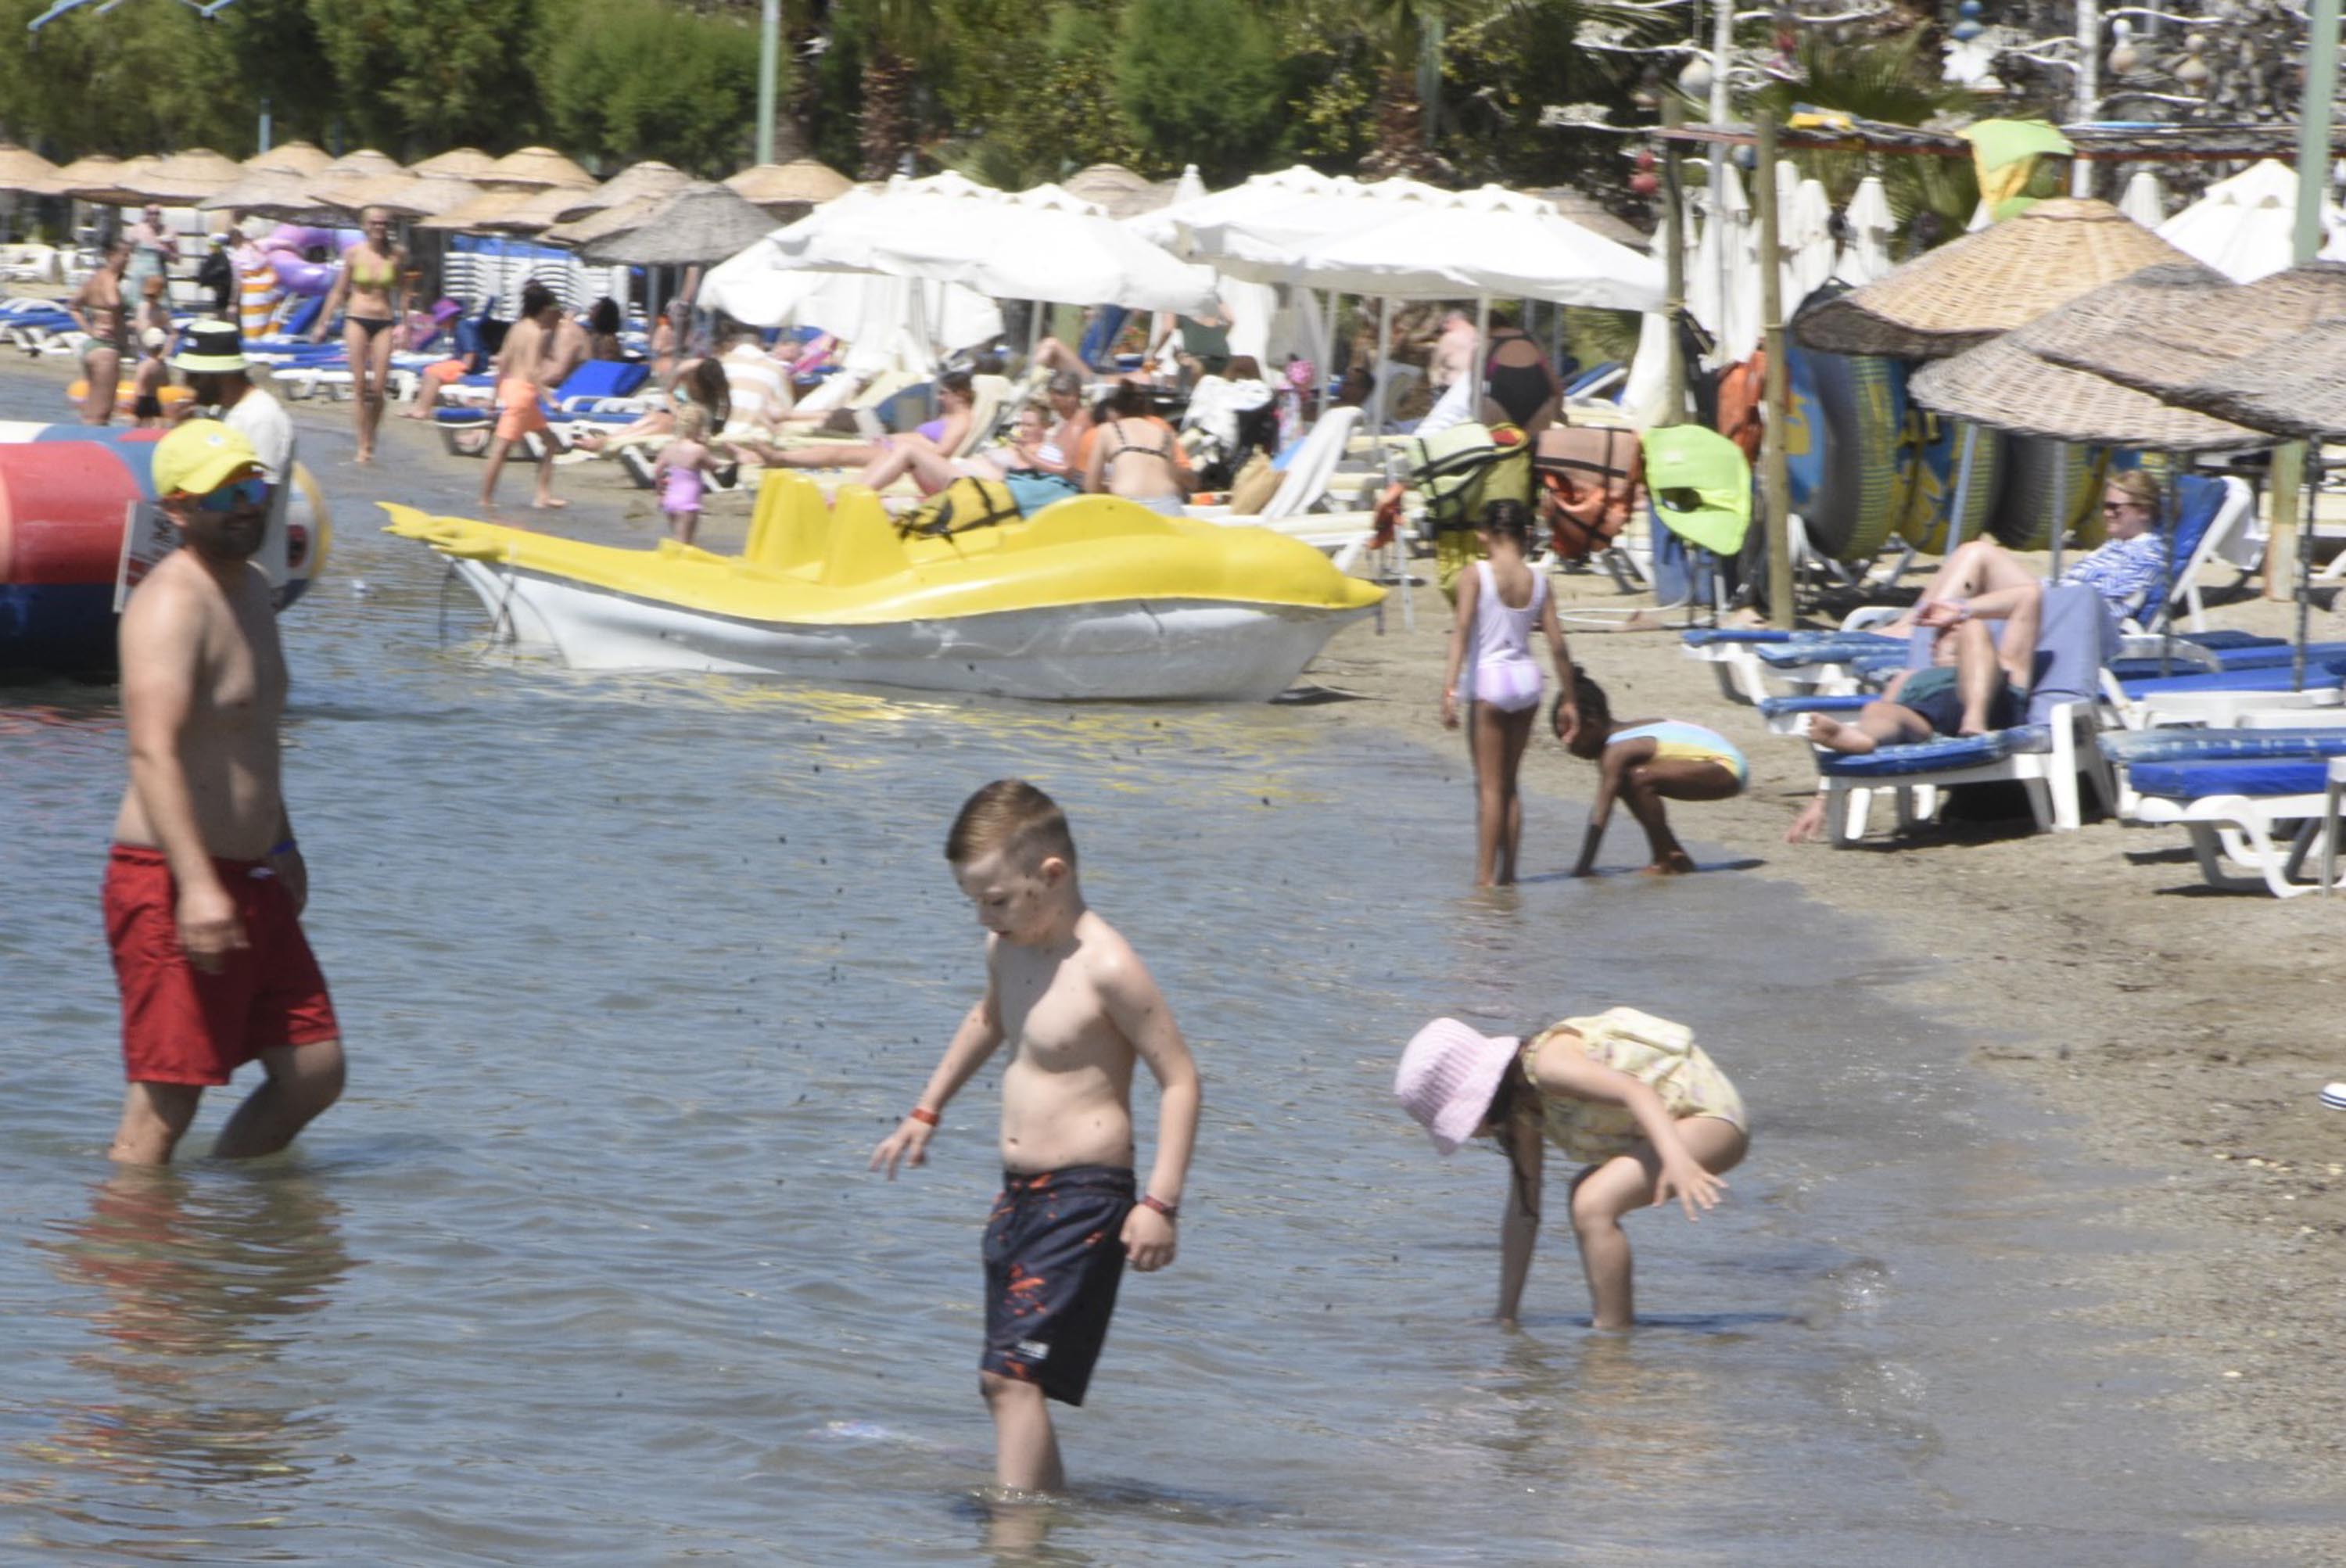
[873,780,1201,1494]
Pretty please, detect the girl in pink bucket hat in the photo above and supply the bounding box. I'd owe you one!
[1394,1009,1749,1329]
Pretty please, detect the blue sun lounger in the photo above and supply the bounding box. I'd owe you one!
[2124,752,2346,896]
[1810,583,2118,844]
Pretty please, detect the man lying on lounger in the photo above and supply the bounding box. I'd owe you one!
[1786,579,2043,842]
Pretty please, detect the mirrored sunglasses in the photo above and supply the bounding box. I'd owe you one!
[188,476,269,512]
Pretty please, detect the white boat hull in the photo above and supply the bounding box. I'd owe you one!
[443,559,1374,701]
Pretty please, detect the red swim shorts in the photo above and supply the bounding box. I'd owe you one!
[102,845,339,1086]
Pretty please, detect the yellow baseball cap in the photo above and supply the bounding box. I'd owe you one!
[152,419,261,499]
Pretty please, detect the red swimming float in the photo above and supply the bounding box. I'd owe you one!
[0,422,329,676]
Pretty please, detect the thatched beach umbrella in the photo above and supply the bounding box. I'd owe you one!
[1795,198,2190,361]
[1063,163,1173,221]
[414,187,542,233]
[244,141,331,175]
[67,152,163,205]
[136,148,242,204]
[541,192,662,248]
[410,147,499,181]
[580,181,776,265]
[552,160,691,224]
[483,146,594,191]
[308,149,405,211]
[199,166,330,220]
[2036,261,2346,399]
[724,157,851,217]
[465,185,576,236]
[2150,321,2346,691]
[0,143,68,197]
[329,173,483,221]
[1908,265,2266,454]
[52,152,124,200]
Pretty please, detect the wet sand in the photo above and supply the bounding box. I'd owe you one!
[9,348,2344,1525]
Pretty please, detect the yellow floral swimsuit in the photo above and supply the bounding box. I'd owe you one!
[1521,1007,1749,1164]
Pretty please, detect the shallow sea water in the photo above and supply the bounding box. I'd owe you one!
[0,389,2323,1564]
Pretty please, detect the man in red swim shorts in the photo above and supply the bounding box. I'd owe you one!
[104,419,345,1165]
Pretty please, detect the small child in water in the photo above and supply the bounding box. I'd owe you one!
[1396,1008,1749,1329]
[871,780,1201,1496]
[650,404,717,545]
[131,328,170,428]
[1555,673,1747,877]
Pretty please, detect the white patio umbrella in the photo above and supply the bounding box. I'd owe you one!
[700,239,1003,369]
[1686,165,1762,365]
[1180,177,1455,284]
[1834,176,1896,286]
[2162,160,2343,282]
[1785,170,1837,303]
[1275,185,1664,312]
[769,173,1217,314]
[2119,169,2167,228]
[1126,163,1338,253]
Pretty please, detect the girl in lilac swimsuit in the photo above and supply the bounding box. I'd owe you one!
[652,406,719,546]
[1440,500,1580,887]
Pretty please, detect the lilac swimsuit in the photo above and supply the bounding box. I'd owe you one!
[662,465,705,514]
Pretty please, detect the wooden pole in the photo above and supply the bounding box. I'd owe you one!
[2270,0,2340,599]
[1660,95,1687,427]
[1756,109,1794,628]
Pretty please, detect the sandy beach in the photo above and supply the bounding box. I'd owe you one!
[9,346,2345,1541]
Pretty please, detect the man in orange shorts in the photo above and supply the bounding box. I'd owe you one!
[479,282,577,512]
[105,420,345,1164]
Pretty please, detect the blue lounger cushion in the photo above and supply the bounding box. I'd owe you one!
[1755,636,1904,669]
[2119,659,2346,698]
[1682,628,1794,646]
[2174,630,2285,651]
[1759,694,1872,719]
[1818,725,2055,777]
[2129,759,2337,799]
[554,359,650,402]
[434,407,491,425]
[2111,641,2346,679]
[2103,727,2346,765]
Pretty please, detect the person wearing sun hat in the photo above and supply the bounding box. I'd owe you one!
[102,418,345,1166]
[1394,1009,1749,1330]
[173,318,294,536]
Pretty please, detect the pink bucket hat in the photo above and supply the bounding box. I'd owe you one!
[1395,1017,1519,1154]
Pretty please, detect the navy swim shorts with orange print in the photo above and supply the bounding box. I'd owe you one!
[980,1165,1135,1406]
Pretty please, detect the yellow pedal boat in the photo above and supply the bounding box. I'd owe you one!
[382,474,1384,701]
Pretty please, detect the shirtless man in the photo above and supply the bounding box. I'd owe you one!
[104,421,344,1165]
[1429,308,1479,396]
[479,282,577,512]
[66,239,132,425]
[871,780,1201,1496]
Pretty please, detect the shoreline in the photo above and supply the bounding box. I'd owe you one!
[5,349,2341,1510]
[1303,567,2346,1505]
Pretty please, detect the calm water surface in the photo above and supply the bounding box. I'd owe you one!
[0,389,2318,1563]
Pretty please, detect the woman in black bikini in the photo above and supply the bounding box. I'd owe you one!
[314,206,407,464]
[1480,309,1560,436]
[1082,380,1192,515]
[66,239,132,426]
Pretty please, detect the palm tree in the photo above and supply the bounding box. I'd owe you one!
[843,0,935,179]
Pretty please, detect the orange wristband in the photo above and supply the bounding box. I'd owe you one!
[908,1107,941,1127]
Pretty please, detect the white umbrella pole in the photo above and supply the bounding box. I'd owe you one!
[2049,449,2067,580]
[1946,424,1979,553]
[1372,296,1391,444]
[1473,294,1490,413]
[2297,447,2321,691]
[1027,298,1043,369]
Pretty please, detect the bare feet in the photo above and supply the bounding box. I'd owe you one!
[1641,849,1698,876]
[530,496,568,511]
[1803,714,1874,755]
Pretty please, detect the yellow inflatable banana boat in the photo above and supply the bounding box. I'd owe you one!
[382,474,1385,701]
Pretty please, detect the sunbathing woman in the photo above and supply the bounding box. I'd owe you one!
[1082,381,1192,515]
[739,370,978,472]
[314,206,407,464]
[1889,471,2169,627]
[856,401,1057,496]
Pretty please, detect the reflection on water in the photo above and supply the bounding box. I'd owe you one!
[0,376,2321,1564]
[12,1167,349,1554]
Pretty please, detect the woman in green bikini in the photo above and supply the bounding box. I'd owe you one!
[314,207,407,464]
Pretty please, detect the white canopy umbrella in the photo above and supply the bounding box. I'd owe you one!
[1125,163,1338,252]
[1785,170,1837,303]
[770,172,1217,313]
[2161,160,2343,283]
[2119,169,2167,228]
[1181,177,1458,283]
[699,239,1003,371]
[1686,166,1762,365]
[1274,185,1664,312]
[1834,176,1896,286]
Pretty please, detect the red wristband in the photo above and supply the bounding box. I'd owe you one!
[907,1107,941,1127]
[1139,1193,1178,1221]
